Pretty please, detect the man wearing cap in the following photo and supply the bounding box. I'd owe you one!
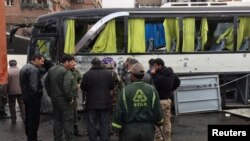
[7,60,25,124]
[112,63,163,141]
[81,57,114,141]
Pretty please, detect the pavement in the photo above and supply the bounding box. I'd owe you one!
[1,109,250,141]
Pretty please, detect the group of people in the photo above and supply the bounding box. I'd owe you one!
[114,57,180,141]
[2,53,180,141]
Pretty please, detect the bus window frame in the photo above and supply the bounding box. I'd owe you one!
[29,37,57,62]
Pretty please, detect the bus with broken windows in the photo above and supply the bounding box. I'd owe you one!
[13,2,250,108]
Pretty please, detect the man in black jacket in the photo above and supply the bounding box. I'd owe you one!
[81,58,114,141]
[20,54,45,141]
[151,58,180,141]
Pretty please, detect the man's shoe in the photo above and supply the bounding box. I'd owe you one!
[74,132,83,137]
[0,112,10,119]
[11,120,16,124]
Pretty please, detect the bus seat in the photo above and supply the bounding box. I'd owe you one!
[195,36,202,52]
[214,23,233,38]
[147,38,154,52]
[239,37,249,51]
[170,38,176,52]
[210,39,225,51]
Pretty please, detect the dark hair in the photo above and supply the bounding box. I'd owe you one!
[32,54,44,61]
[60,54,75,63]
[127,59,138,66]
[9,59,17,67]
[132,73,144,80]
[153,58,165,66]
[148,58,155,66]
[91,57,101,66]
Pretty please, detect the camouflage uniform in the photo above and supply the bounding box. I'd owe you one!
[0,84,8,118]
[104,64,123,113]
[71,68,82,136]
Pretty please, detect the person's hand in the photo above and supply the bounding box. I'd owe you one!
[151,69,156,75]
[69,99,74,105]
[112,127,121,134]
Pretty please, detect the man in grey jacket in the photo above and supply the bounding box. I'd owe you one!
[7,60,25,124]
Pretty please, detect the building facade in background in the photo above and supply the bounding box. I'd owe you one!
[102,0,134,8]
[4,0,102,37]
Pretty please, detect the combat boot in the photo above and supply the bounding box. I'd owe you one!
[0,111,10,119]
[74,125,83,137]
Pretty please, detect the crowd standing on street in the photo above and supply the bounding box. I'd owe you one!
[0,53,181,141]
[20,54,45,141]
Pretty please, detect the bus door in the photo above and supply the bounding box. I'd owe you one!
[29,37,57,62]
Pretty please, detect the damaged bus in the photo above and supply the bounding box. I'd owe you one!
[14,4,250,109]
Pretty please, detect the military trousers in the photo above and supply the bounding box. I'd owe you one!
[52,100,74,141]
[119,122,155,141]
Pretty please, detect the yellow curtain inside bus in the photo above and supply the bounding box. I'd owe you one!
[182,18,195,52]
[37,40,50,59]
[64,20,75,54]
[128,19,145,53]
[163,18,180,52]
[200,18,208,51]
[92,20,117,53]
[237,17,250,50]
[216,26,234,51]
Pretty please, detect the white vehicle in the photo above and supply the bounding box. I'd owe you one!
[11,4,250,108]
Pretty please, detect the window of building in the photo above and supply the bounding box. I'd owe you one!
[21,0,32,3]
[37,0,47,4]
[5,0,14,6]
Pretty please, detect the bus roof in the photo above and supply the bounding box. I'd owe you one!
[37,7,250,22]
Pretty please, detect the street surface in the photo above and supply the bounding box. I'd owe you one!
[0,109,250,141]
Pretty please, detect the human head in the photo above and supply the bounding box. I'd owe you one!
[102,57,116,69]
[31,54,45,68]
[9,59,17,67]
[152,58,165,71]
[91,57,101,67]
[61,54,76,70]
[127,58,138,72]
[148,58,155,69]
[124,57,133,69]
[130,63,145,81]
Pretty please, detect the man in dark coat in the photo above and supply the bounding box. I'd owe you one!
[81,57,114,141]
[151,58,180,141]
[20,54,45,141]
